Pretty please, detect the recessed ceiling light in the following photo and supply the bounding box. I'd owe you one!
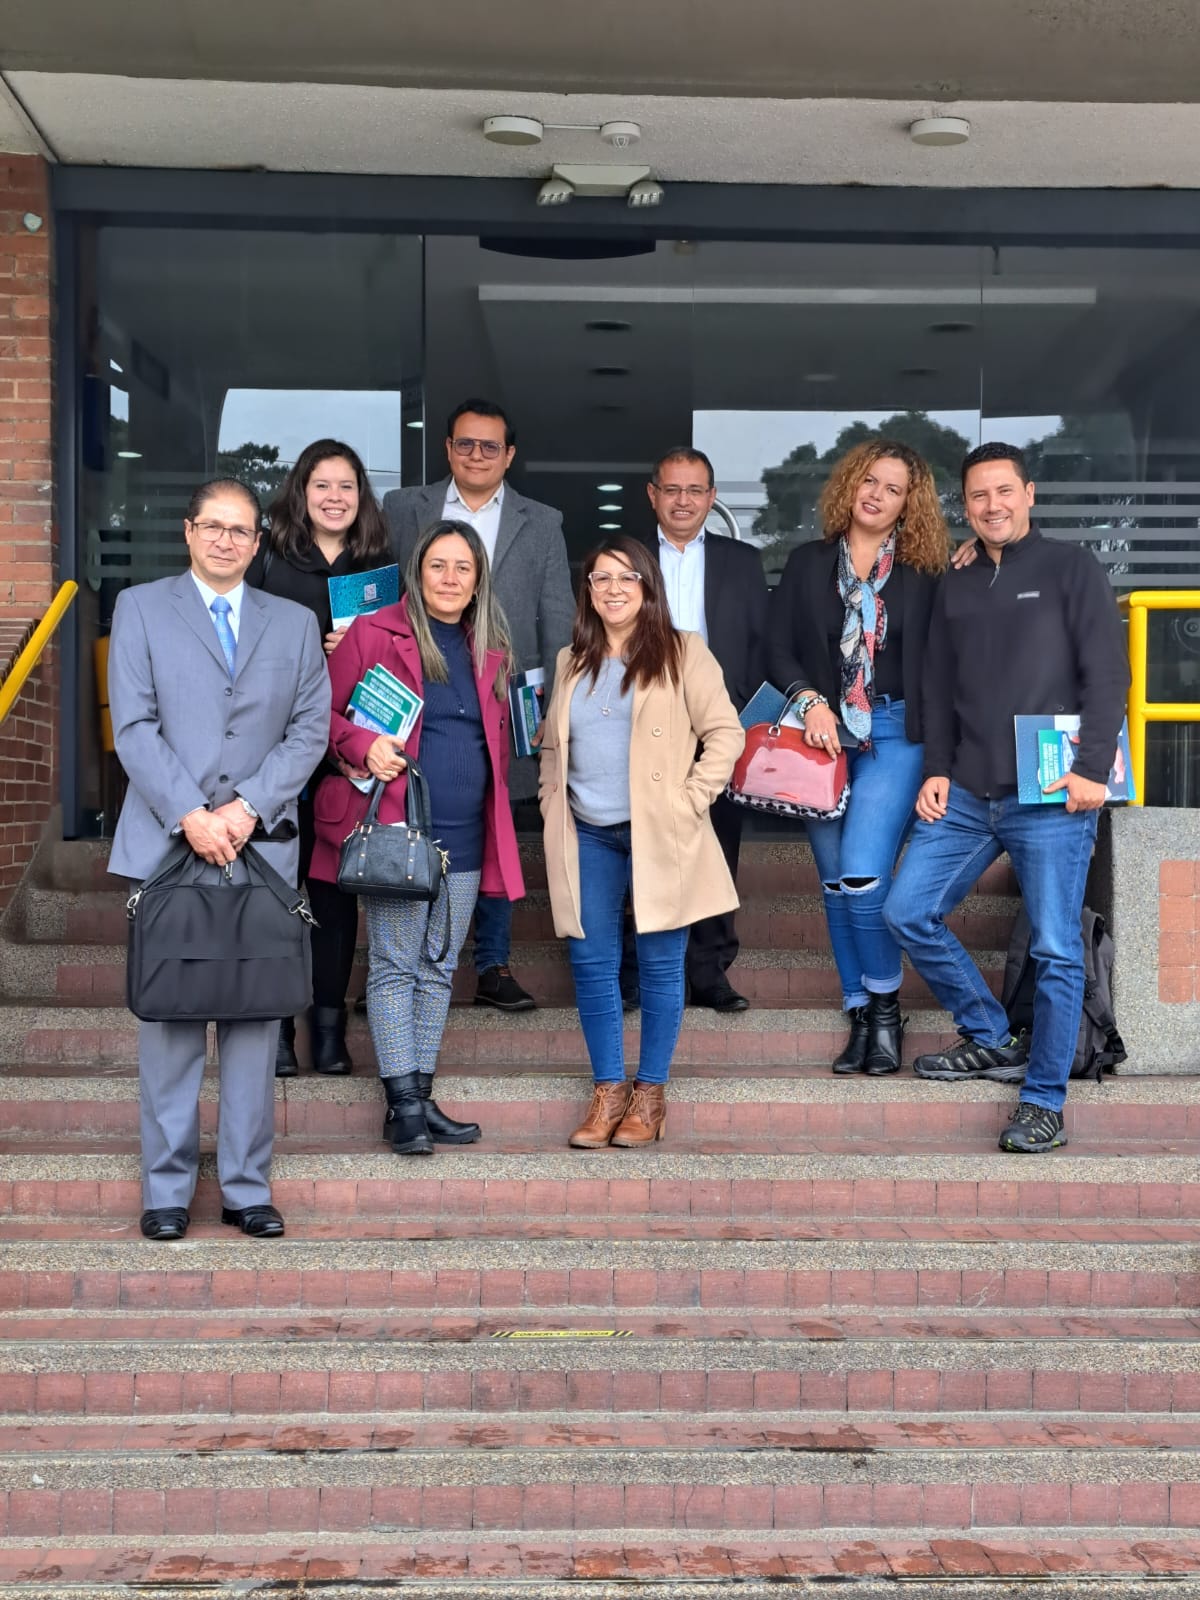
[599,522,622,530]
[900,366,937,378]
[405,420,424,429]
[929,320,975,334]
[803,371,836,383]
[598,482,622,491]
[116,450,142,459]
[590,366,630,378]
[598,503,622,512]
[585,319,632,333]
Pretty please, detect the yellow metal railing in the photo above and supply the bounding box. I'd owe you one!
[0,581,79,726]
[1118,588,1200,807]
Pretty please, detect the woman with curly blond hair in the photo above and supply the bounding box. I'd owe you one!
[768,438,950,1077]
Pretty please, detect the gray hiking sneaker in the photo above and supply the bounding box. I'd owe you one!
[999,1101,1067,1154]
[912,1033,1028,1083]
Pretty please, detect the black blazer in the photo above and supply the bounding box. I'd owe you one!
[638,530,769,712]
[767,538,939,743]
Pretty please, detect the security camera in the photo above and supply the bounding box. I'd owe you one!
[536,175,574,207]
[600,121,641,150]
[627,178,664,208]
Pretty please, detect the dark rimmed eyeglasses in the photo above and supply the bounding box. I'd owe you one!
[451,436,505,460]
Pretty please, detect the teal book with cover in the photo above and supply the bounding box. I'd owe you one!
[1013,714,1134,805]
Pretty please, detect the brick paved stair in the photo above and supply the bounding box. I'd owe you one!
[0,839,1197,1592]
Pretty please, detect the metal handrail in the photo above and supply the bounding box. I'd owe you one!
[0,581,79,727]
[1117,589,1200,807]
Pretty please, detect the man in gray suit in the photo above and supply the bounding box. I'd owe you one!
[383,398,574,1011]
[108,477,330,1242]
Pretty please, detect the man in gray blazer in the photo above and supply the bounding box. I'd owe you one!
[108,477,330,1242]
[383,398,574,1011]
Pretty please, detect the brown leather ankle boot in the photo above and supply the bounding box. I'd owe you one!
[568,1082,632,1149]
[611,1081,667,1146]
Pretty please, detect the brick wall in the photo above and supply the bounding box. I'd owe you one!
[0,153,56,911]
[1158,860,1198,1004]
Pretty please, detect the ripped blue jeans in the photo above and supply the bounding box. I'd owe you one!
[804,698,923,1011]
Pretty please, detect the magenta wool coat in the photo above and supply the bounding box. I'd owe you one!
[308,596,525,901]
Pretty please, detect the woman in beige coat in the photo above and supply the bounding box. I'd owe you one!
[540,535,744,1148]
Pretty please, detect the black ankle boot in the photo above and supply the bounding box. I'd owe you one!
[417,1073,481,1144]
[382,1073,434,1155]
[864,990,904,1075]
[831,1006,870,1075]
[311,1006,352,1075]
[275,1016,299,1078]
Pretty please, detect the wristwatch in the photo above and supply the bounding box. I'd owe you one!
[237,796,259,822]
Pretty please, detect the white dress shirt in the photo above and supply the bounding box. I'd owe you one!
[444,479,505,566]
[657,527,708,642]
[191,573,246,641]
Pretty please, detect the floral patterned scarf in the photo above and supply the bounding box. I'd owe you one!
[836,534,895,748]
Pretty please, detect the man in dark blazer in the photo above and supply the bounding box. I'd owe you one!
[638,446,769,1011]
[383,399,575,1011]
[108,477,330,1242]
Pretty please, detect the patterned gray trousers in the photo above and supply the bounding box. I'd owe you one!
[364,869,481,1079]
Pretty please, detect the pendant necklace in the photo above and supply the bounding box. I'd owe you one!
[590,656,621,717]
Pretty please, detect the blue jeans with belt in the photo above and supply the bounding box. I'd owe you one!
[883,783,1098,1113]
[568,819,688,1085]
[804,698,924,1011]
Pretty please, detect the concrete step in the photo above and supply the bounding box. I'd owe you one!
[1,1234,1194,1317]
[0,1001,974,1068]
[0,1534,1195,1592]
[2,1133,1198,1222]
[0,937,1006,1008]
[0,1061,1185,1141]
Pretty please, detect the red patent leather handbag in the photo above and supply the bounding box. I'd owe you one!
[727,721,850,820]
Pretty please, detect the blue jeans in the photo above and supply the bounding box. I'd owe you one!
[805,699,923,1011]
[473,891,512,972]
[884,783,1098,1113]
[568,819,687,1085]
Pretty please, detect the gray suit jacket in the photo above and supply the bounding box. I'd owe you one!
[383,477,575,799]
[107,571,332,883]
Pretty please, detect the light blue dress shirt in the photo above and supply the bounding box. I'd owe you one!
[657,527,708,642]
[444,480,505,565]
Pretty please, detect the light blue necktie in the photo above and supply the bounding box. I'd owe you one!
[210,595,236,677]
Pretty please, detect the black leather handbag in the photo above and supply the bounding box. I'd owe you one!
[336,765,451,960]
[125,841,315,1023]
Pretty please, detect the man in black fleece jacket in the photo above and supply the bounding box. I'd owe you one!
[884,443,1129,1154]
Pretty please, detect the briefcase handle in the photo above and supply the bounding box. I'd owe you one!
[127,837,316,926]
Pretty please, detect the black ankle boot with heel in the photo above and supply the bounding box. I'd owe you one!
[275,1016,299,1078]
[831,1006,870,1075]
[310,1006,353,1075]
[416,1073,481,1144]
[382,1073,434,1155]
[864,989,904,1075]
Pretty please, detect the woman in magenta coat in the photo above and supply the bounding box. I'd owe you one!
[310,518,524,1155]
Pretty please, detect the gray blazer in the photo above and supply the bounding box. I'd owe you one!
[107,571,332,883]
[383,477,576,799]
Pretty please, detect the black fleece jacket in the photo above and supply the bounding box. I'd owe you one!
[922,527,1129,797]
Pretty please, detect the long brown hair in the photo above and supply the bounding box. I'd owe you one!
[570,536,683,692]
[265,438,391,568]
[818,438,949,575]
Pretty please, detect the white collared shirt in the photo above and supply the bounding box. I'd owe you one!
[190,573,246,641]
[657,527,708,641]
[444,479,505,565]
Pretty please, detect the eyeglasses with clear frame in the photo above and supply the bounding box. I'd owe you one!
[189,520,258,545]
[451,436,505,460]
[651,482,712,500]
[587,570,643,592]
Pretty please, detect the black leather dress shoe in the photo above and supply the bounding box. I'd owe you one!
[690,980,750,1014]
[220,1204,285,1237]
[140,1207,190,1241]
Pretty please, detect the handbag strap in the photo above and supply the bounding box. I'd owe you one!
[127,836,315,927]
[361,759,434,836]
[422,877,452,964]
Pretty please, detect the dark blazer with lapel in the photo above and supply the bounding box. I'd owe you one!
[767,537,939,744]
[383,478,575,800]
[638,530,769,713]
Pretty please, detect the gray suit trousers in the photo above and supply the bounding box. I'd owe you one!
[138,1014,277,1210]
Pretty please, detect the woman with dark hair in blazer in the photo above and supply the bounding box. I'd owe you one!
[246,438,392,1077]
[540,535,743,1148]
[768,439,949,1077]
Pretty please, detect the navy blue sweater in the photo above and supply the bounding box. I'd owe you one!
[421,619,489,873]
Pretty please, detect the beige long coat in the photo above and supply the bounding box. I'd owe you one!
[539,632,745,938]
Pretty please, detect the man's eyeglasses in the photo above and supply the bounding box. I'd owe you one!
[451,437,505,460]
[652,483,711,500]
[189,520,258,545]
[588,571,643,592]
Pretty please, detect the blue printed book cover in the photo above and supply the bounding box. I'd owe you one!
[1014,714,1134,805]
[328,563,400,629]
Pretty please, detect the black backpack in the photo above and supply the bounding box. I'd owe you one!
[1001,905,1127,1083]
